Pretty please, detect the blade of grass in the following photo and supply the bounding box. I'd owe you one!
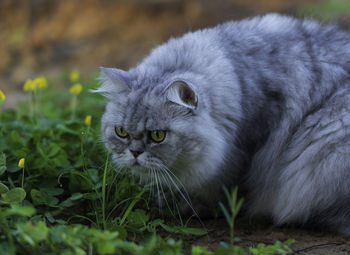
[119,188,147,226]
[220,186,244,245]
[102,153,109,230]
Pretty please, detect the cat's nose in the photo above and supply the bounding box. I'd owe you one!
[130,150,143,158]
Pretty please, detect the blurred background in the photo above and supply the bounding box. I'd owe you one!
[1,0,350,107]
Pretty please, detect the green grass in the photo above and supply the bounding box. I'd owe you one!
[0,73,293,254]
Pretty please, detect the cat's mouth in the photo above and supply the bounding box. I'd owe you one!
[129,160,163,173]
[132,161,141,166]
[119,155,168,176]
[130,157,153,168]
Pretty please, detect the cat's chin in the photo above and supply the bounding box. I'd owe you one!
[128,163,169,186]
[129,165,155,185]
[128,163,151,176]
[129,164,147,173]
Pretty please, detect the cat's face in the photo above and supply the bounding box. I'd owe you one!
[99,67,204,184]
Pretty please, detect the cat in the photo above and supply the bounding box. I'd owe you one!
[94,13,350,235]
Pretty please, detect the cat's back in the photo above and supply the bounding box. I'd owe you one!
[218,14,350,71]
[219,13,345,47]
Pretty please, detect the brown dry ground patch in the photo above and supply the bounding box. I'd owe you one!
[187,219,350,254]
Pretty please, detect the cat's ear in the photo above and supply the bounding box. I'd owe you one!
[165,81,198,110]
[91,67,131,97]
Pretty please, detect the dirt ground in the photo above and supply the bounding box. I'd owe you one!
[187,219,350,254]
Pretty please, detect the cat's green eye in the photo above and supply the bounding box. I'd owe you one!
[150,130,166,143]
[115,126,128,138]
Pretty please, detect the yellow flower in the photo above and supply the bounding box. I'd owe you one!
[69,83,83,95]
[0,89,5,102]
[23,79,35,91]
[69,70,80,82]
[33,76,48,89]
[84,115,92,126]
[18,158,25,168]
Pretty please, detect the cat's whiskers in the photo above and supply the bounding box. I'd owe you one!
[112,163,124,176]
[157,170,179,218]
[152,163,201,220]
[140,159,182,213]
[152,167,162,210]
[96,134,105,144]
[147,168,155,204]
[154,166,169,213]
[146,163,180,217]
[159,164,192,203]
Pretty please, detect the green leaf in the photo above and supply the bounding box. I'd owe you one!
[0,166,6,176]
[69,192,84,200]
[4,204,36,217]
[10,130,23,145]
[0,182,9,194]
[56,123,79,135]
[111,225,127,240]
[283,239,295,245]
[96,241,115,255]
[89,230,119,255]
[0,153,6,176]
[192,246,211,255]
[45,212,56,223]
[0,242,16,255]
[178,227,208,236]
[6,163,22,173]
[31,188,61,206]
[219,202,232,228]
[31,189,43,205]
[42,187,64,196]
[120,188,147,225]
[159,223,207,236]
[127,209,149,227]
[2,187,26,203]
[47,143,61,157]
[16,221,48,246]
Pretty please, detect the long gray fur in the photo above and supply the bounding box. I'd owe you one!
[96,13,350,235]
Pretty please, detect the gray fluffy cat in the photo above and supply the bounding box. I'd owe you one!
[95,14,350,235]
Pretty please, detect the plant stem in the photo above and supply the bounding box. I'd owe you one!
[102,153,109,230]
[29,92,34,122]
[71,95,77,120]
[33,88,38,120]
[21,167,24,188]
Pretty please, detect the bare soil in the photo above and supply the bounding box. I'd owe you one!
[187,219,350,254]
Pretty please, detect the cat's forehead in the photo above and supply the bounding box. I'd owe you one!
[123,106,169,135]
[110,88,169,134]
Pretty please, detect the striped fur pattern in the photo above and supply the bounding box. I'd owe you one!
[97,14,350,235]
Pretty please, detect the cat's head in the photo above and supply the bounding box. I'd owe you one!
[95,65,226,190]
[95,31,238,191]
